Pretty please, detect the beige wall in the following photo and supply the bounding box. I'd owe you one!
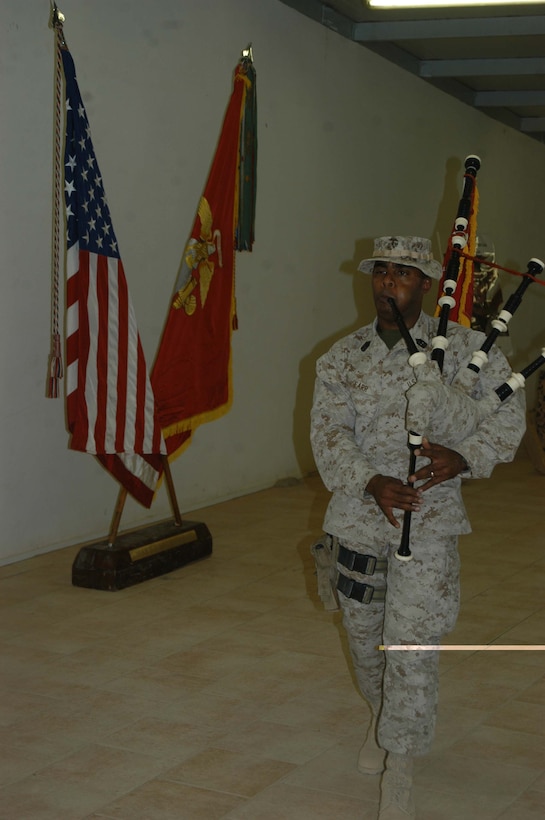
[1,0,544,564]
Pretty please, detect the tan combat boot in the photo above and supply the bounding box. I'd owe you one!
[357,715,385,775]
[378,752,415,819]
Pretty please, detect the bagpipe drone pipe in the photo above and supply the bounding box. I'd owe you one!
[390,154,544,561]
[431,155,481,372]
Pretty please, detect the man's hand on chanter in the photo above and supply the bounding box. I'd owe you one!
[409,437,468,490]
[365,474,422,529]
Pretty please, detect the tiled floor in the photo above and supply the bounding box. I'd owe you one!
[0,452,544,819]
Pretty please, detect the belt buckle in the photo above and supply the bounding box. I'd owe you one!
[339,545,356,571]
[361,584,374,604]
[363,555,377,575]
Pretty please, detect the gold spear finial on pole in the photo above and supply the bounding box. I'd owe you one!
[49,2,66,45]
[241,43,253,63]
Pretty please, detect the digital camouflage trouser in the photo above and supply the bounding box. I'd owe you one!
[337,533,460,756]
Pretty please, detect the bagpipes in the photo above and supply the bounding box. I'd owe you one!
[391,155,545,562]
[432,155,481,371]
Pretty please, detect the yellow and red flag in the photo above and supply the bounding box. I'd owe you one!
[151,57,257,458]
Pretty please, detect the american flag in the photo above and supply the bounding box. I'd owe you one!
[61,47,165,508]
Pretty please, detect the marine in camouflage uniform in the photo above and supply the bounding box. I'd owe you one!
[310,236,525,818]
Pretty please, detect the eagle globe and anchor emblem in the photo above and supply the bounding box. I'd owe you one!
[173,196,223,314]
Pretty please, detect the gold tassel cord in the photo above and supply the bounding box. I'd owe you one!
[47,4,66,397]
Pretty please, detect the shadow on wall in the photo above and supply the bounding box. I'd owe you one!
[291,236,375,477]
[290,156,467,477]
[431,154,463,262]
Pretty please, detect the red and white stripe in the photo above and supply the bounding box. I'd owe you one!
[66,243,165,506]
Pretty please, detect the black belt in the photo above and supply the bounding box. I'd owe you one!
[337,571,386,604]
[338,544,387,576]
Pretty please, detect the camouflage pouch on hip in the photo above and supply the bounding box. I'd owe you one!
[310,534,340,611]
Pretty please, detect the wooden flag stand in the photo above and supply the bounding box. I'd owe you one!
[71,457,212,591]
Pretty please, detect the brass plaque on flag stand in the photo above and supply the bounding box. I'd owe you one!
[71,519,212,591]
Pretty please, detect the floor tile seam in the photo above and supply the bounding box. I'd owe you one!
[410,784,520,816]
[256,714,350,739]
[0,567,40,579]
[0,763,82,794]
[458,579,517,600]
[19,664,215,692]
[461,599,545,615]
[194,668,338,693]
[439,669,545,692]
[418,746,545,780]
[209,734,343,763]
[479,719,545,740]
[140,656,268,678]
[0,599,76,616]
[488,615,545,645]
[88,666,235,694]
[27,742,171,779]
[434,709,495,740]
[9,715,170,754]
[226,774,377,803]
[458,574,533,593]
[455,602,545,620]
[516,690,545,707]
[0,600,106,615]
[95,658,267,687]
[0,643,164,668]
[439,685,522,713]
[410,780,538,803]
[0,741,117,785]
[0,685,174,710]
[486,689,545,709]
[0,623,105,644]
[248,776,381,808]
[0,576,73,591]
[157,773,255,800]
[437,648,483,675]
[439,736,545,769]
[450,622,543,646]
[490,766,545,808]
[419,708,512,752]
[162,756,307,798]
[214,666,342,687]
[90,738,220,766]
[0,712,147,742]
[488,556,543,575]
[89,712,206,743]
[437,659,529,681]
[0,687,90,709]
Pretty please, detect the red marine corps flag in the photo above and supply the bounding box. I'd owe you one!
[58,43,166,508]
[151,51,257,458]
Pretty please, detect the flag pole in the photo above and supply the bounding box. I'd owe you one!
[107,458,182,547]
[108,488,128,547]
[161,456,183,526]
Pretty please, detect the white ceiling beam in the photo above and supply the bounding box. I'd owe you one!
[520,117,545,132]
[420,57,545,77]
[353,16,545,41]
[475,90,545,107]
